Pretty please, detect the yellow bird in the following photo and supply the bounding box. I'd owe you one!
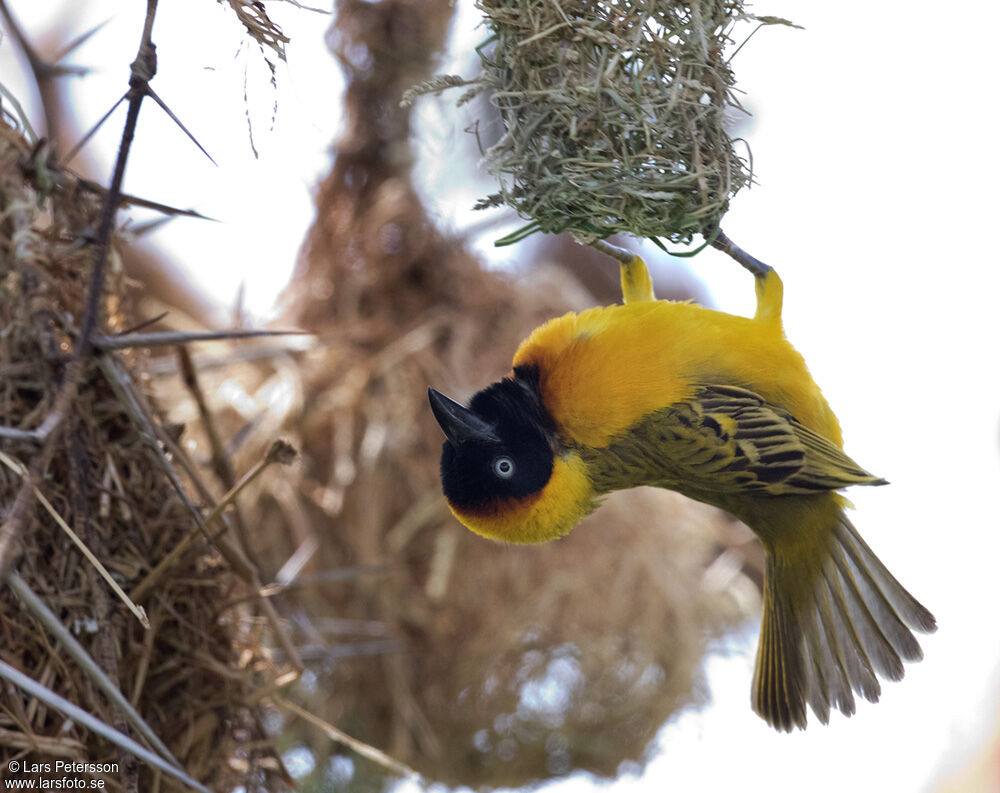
[428,248,935,731]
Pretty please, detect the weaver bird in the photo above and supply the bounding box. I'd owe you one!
[428,247,935,731]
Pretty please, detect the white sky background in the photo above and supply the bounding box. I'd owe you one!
[0,0,343,320]
[3,1,1000,792]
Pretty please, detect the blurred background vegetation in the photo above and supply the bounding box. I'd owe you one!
[1,1,998,792]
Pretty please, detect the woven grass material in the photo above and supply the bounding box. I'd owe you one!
[0,115,283,788]
[481,0,751,243]
[409,1,793,245]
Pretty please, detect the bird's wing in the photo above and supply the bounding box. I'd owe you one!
[590,384,884,496]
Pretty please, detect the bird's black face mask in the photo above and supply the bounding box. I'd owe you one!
[429,367,556,510]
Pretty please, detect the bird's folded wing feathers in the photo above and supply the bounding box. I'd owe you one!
[642,384,884,495]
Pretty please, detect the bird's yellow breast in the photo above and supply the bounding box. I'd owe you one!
[512,298,842,449]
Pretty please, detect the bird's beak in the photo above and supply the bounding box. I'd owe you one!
[428,388,499,446]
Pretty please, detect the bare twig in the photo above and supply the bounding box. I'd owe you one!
[0,1,89,79]
[95,327,307,351]
[17,152,215,220]
[0,426,44,441]
[7,572,180,769]
[0,660,214,793]
[72,173,215,219]
[0,424,62,578]
[0,450,149,628]
[255,562,394,598]
[0,0,162,582]
[0,726,84,757]
[271,534,320,588]
[129,440,296,602]
[145,337,317,376]
[273,695,421,780]
[67,432,140,793]
[0,0,89,141]
[177,345,255,563]
[78,1,159,355]
[98,354,306,677]
[130,608,157,706]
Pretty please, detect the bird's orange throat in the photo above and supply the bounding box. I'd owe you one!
[446,454,596,544]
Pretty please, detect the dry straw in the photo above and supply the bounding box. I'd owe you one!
[1,0,434,789]
[0,108,299,790]
[406,1,794,246]
[0,1,317,788]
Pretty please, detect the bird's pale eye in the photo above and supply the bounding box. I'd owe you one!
[492,456,515,479]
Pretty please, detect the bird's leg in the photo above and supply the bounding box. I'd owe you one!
[619,254,655,304]
[709,228,782,322]
[588,239,656,304]
[709,228,772,277]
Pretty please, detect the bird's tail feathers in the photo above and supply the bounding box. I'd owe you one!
[752,513,936,731]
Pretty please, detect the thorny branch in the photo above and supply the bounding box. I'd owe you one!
[0,0,160,579]
[0,0,90,141]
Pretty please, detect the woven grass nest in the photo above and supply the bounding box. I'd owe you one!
[0,112,286,789]
[408,1,793,245]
